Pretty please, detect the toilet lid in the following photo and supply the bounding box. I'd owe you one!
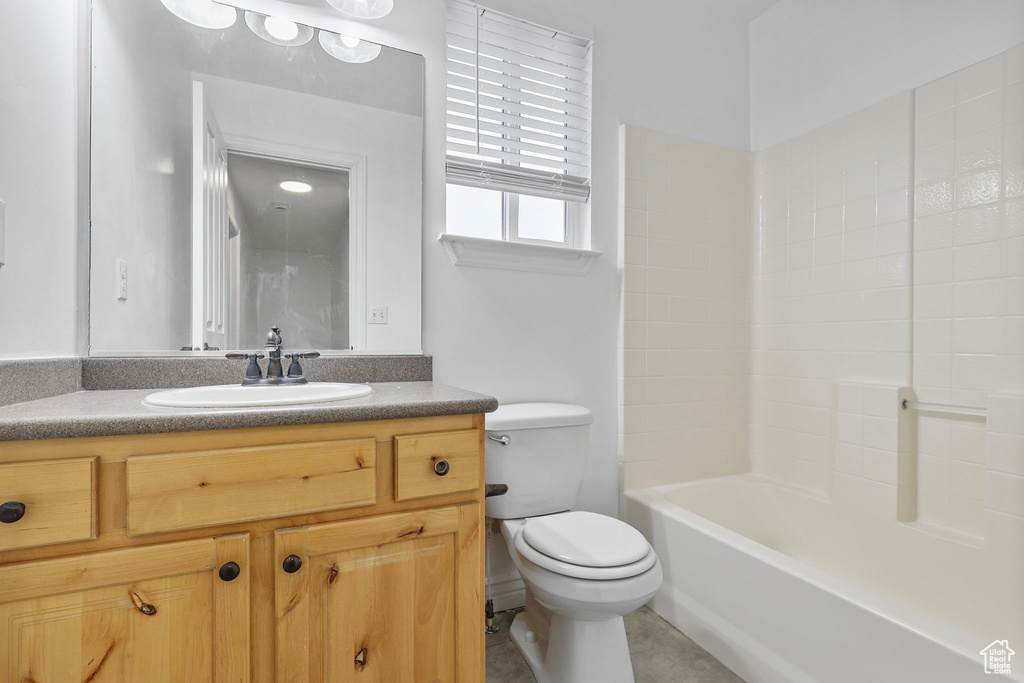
[521,511,651,568]
[514,529,658,580]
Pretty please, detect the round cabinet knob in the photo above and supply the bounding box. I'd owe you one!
[282,555,303,574]
[219,562,241,582]
[433,460,450,477]
[0,502,26,524]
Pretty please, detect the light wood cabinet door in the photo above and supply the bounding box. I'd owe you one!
[0,533,250,683]
[274,504,483,683]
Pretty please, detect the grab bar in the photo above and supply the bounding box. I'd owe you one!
[900,399,986,418]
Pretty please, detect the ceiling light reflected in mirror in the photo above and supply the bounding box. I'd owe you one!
[319,31,382,63]
[159,2,385,65]
[280,180,313,193]
[325,0,395,20]
[159,0,236,29]
[244,11,314,46]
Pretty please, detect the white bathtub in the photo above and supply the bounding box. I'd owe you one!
[624,475,1023,683]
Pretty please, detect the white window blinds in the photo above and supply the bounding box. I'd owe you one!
[445,0,592,202]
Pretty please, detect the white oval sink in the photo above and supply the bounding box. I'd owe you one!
[143,382,373,408]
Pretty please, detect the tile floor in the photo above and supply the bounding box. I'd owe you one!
[486,606,745,682]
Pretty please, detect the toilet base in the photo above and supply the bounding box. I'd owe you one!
[509,609,635,683]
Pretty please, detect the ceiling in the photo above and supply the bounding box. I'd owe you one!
[227,154,350,254]
[693,0,784,22]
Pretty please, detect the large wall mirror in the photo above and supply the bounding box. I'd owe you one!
[89,0,424,355]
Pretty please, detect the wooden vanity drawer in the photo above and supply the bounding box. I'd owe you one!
[394,430,481,501]
[0,457,98,552]
[125,438,377,535]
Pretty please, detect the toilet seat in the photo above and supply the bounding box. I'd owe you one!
[512,512,656,580]
[522,511,651,567]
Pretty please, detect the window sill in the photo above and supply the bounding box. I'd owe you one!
[438,234,601,276]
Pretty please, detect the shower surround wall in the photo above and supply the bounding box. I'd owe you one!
[621,128,752,488]
[621,44,1024,543]
[749,92,914,495]
[910,49,1024,537]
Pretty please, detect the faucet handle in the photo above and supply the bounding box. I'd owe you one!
[226,352,265,381]
[226,352,266,361]
[284,351,319,378]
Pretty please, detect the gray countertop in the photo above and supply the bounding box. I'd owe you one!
[0,382,498,441]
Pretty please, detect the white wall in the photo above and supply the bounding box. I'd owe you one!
[750,0,1024,150]
[0,0,81,358]
[89,0,194,352]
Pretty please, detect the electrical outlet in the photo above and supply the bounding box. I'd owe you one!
[369,307,388,324]
[117,259,128,300]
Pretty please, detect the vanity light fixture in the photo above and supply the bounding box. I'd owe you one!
[325,0,394,20]
[318,30,382,63]
[244,11,314,46]
[280,181,313,193]
[159,0,236,29]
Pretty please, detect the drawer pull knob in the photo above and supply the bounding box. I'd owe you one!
[0,501,26,524]
[282,555,303,574]
[433,460,451,477]
[219,562,241,582]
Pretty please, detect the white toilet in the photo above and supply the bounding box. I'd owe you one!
[486,403,662,683]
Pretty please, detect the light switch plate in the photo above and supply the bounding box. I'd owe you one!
[369,307,388,324]
[117,259,128,300]
[0,199,6,269]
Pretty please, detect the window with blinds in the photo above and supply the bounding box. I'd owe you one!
[445,0,592,210]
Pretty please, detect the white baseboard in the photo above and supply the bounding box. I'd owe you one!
[487,573,526,613]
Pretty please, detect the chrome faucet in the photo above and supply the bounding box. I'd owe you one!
[265,326,284,379]
[226,326,320,386]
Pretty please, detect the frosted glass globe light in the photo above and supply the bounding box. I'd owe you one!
[160,0,237,29]
[319,30,382,63]
[243,11,314,46]
[264,16,300,41]
[325,0,395,20]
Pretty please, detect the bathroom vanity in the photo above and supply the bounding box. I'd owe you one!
[0,382,495,682]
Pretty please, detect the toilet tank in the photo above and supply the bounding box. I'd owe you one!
[484,403,592,519]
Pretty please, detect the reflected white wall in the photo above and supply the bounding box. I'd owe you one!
[89,0,194,352]
[202,76,422,351]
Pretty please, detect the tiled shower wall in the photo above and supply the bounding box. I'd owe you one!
[910,47,1024,536]
[749,92,914,494]
[747,43,1024,535]
[620,127,751,488]
[620,43,1024,537]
